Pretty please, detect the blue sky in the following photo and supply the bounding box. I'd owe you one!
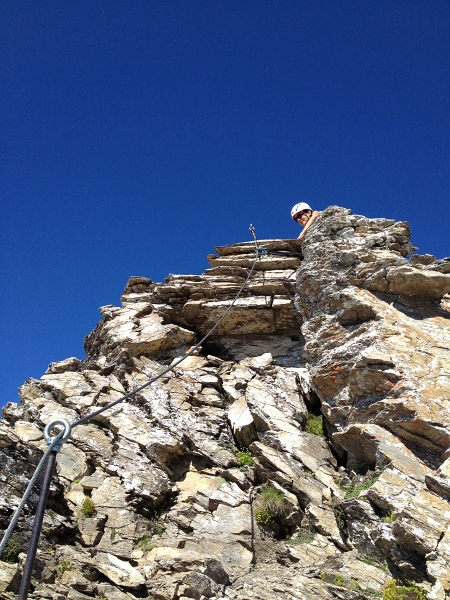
[1,1,449,409]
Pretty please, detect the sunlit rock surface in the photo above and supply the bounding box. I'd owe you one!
[1,208,449,599]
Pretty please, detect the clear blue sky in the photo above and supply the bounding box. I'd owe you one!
[1,1,449,409]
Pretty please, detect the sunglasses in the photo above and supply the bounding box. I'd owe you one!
[294,211,309,219]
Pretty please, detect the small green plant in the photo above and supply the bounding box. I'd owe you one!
[154,523,166,536]
[305,412,324,436]
[381,511,397,523]
[359,554,389,573]
[260,485,285,516]
[344,476,379,499]
[366,589,380,597]
[3,538,20,563]
[333,505,346,530]
[334,574,345,587]
[110,527,116,541]
[73,479,80,484]
[236,449,254,466]
[286,527,316,545]
[347,580,362,592]
[58,559,71,574]
[217,477,226,489]
[81,497,96,518]
[137,536,154,552]
[254,507,274,525]
[382,580,426,600]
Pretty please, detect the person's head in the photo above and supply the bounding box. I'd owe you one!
[291,202,312,226]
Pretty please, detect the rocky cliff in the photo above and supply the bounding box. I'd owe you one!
[1,206,450,600]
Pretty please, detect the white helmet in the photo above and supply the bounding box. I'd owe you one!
[291,202,312,220]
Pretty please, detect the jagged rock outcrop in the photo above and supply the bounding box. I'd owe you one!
[1,207,449,599]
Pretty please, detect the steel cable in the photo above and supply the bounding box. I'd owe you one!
[0,228,261,555]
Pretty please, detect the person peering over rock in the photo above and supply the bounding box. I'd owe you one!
[291,202,321,242]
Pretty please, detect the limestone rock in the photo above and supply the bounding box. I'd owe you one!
[227,397,258,448]
[93,553,145,588]
[0,561,20,593]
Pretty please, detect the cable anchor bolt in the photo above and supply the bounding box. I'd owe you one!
[43,419,72,452]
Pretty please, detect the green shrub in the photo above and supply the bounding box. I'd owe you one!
[58,559,71,574]
[236,449,254,466]
[2,538,20,563]
[382,580,426,600]
[81,497,96,518]
[137,536,154,552]
[334,574,345,587]
[305,412,324,436]
[260,485,285,516]
[254,507,274,525]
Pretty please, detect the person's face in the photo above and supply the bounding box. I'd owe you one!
[294,210,311,227]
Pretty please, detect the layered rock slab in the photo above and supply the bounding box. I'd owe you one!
[295,205,450,596]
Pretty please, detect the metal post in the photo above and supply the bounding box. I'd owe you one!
[17,451,57,600]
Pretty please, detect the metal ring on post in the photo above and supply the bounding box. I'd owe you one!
[43,419,72,451]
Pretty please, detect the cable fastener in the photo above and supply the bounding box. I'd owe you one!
[44,419,72,451]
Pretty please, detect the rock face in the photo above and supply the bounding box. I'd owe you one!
[1,207,450,600]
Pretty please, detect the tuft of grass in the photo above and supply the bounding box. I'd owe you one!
[382,580,426,600]
[81,497,96,518]
[110,527,116,541]
[154,524,166,536]
[217,477,226,490]
[286,526,316,546]
[359,554,389,573]
[334,574,345,587]
[260,485,285,516]
[58,559,71,574]
[137,536,154,552]
[344,476,379,499]
[254,507,273,525]
[236,449,254,466]
[2,538,20,563]
[381,511,397,523]
[333,505,346,530]
[305,412,324,436]
[347,580,362,592]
